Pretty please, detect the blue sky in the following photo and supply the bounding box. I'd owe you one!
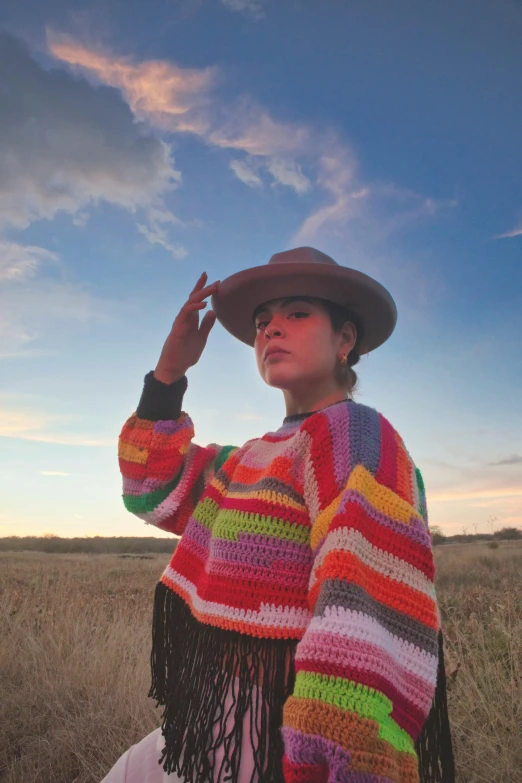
[1,0,521,538]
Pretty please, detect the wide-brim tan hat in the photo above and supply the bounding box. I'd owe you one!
[211,246,397,355]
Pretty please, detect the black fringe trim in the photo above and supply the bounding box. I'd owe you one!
[415,629,456,782]
[149,582,297,783]
[151,583,456,783]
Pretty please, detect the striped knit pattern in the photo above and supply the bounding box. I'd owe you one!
[118,399,439,783]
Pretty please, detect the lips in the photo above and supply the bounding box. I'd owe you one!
[264,347,289,360]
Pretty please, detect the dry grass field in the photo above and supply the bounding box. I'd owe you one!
[1,543,522,783]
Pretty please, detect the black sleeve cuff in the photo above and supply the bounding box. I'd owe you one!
[136,371,188,421]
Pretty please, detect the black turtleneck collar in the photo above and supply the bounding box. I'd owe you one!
[282,397,354,426]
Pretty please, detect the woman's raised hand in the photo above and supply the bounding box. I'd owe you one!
[154,272,220,384]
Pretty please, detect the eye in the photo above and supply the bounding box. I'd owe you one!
[255,311,310,331]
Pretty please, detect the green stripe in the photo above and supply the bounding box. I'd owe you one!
[123,471,182,515]
[191,496,220,529]
[192,501,310,544]
[293,671,416,755]
[415,467,427,522]
[415,466,425,494]
[214,445,238,473]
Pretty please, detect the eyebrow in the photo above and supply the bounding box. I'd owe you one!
[252,296,316,322]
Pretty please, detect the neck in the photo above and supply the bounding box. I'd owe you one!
[282,380,348,416]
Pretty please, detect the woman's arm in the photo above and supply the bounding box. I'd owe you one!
[281,407,439,783]
[118,371,238,536]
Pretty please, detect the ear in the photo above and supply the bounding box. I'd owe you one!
[340,321,357,354]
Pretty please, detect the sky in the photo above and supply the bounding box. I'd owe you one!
[1,0,521,538]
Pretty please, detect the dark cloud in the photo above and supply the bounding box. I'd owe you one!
[489,455,522,466]
[0,33,179,229]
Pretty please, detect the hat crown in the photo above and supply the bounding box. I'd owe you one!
[268,246,339,267]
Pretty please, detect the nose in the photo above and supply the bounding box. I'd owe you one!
[265,320,284,338]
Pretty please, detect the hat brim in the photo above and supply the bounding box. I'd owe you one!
[211,262,397,354]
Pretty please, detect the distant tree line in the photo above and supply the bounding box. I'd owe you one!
[2,528,520,553]
[0,535,179,554]
[430,526,522,546]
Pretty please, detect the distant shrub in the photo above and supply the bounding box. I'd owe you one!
[487,541,500,550]
[430,526,446,546]
[493,527,522,541]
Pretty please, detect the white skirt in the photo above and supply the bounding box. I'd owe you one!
[100,728,180,783]
[101,677,261,783]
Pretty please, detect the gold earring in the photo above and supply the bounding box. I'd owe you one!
[339,354,348,366]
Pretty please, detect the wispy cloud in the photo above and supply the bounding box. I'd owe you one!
[47,30,217,136]
[0,254,117,358]
[45,30,455,290]
[51,35,308,164]
[137,213,188,258]
[47,37,313,189]
[267,158,311,195]
[47,31,318,202]
[220,0,265,20]
[490,454,522,466]
[495,224,522,239]
[208,97,310,156]
[429,486,522,502]
[229,159,263,188]
[0,243,60,283]
[0,34,190,354]
[0,406,112,446]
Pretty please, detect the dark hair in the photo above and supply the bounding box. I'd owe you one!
[316,298,363,398]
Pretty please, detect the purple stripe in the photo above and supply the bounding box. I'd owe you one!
[122,475,167,494]
[329,403,354,490]
[153,417,191,435]
[178,530,208,562]
[282,727,353,777]
[282,727,397,782]
[182,518,212,549]
[206,560,310,589]
[211,533,312,566]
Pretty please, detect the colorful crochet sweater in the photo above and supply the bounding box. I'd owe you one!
[118,371,440,783]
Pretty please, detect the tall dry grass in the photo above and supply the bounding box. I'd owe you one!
[433,542,522,782]
[0,553,162,782]
[1,544,521,782]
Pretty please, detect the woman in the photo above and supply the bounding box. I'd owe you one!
[106,247,455,783]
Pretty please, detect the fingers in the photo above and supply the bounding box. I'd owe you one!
[188,276,220,304]
[199,309,217,338]
[176,275,219,328]
[190,271,207,295]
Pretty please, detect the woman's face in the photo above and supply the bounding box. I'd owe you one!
[253,296,356,392]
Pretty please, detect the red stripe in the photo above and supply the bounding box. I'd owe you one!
[219,452,241,480]
[171,542,206,582]
[261,429,308,443]
[311,548,437,628]
[219,496,310,527]
[119,457,148,481]
[282,754,329,783]
[330,497,434,579]
[147,449,184,481]
[376,414,398,492]
[303,414,338,510]
[205,483,226,505]
[171,546,308,611]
